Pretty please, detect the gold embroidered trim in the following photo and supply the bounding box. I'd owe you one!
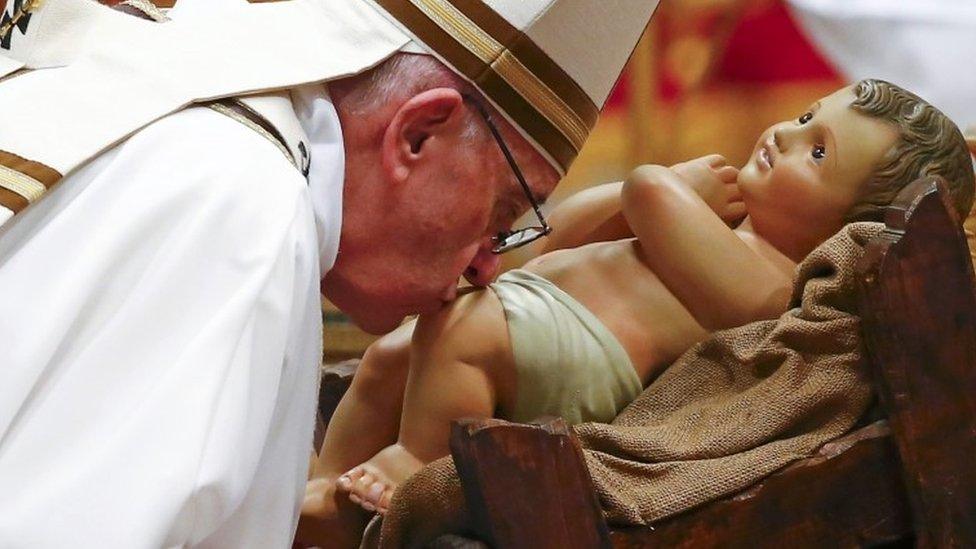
[0,67,31,85]
[117,0,171,22]
[0,0,43,44]
[206,101,297,168]
[0,164,45,203]
[411,0,587,152]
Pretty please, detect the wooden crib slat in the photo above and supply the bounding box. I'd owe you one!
[450,417,611,549]
[857,176,976,548]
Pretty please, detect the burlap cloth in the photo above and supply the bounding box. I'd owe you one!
[378,222,884,547]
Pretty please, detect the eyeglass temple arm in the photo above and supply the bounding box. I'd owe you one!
[477,106,551,233]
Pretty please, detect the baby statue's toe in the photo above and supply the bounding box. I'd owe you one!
[377,487,395,515]
[366,481,387,507]
[336,465,368,492]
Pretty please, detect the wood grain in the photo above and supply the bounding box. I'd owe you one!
[857,176,976,548]
[450,417,612,549]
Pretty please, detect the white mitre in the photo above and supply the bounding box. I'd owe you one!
[0,0,659,222]
[367,0,660,174]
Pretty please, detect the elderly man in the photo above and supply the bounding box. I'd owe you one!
[0,0,657,547]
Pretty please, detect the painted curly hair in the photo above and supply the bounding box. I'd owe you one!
[846,79,975,222]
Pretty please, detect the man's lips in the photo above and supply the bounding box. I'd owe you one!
[408,286,459,315]
[440,285,458,302]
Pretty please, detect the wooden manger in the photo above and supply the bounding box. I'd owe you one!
[318,177,976,548]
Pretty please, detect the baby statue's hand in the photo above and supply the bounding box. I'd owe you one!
[671,155,745,225]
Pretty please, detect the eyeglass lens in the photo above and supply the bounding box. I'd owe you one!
[492,226,550,254]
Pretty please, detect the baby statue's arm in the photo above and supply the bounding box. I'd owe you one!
[536,181,631,254]
[536,156,748,255]
[622,161,790,329]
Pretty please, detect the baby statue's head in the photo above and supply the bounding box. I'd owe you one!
[738,79,975,259]
[844,79,975,221]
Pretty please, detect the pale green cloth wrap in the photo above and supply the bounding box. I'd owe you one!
[489,269,643,424]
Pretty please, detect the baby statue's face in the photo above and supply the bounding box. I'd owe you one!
[737,86,899,248]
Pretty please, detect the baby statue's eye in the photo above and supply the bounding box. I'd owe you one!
[812,144,826,160]
[798,112,813,125]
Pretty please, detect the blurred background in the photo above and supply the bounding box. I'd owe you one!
[317,0,976,360]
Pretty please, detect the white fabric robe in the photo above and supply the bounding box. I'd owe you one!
[0,84,345,547]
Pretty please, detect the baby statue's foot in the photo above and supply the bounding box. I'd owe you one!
[336,465,390,513]
[335,444,425,515]
[301,476,336,518]
[295,475,368,548]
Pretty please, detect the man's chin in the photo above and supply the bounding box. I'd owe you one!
[349,299,450,334]
[351,313,408,336]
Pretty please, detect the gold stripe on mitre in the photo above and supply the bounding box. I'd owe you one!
[0,150,62,214]
[374,0,599,173]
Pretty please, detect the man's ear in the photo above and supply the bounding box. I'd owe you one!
[381,88,466,183]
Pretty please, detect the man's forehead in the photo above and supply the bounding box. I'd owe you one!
[530,192,550,208]
[522,171,557,205]
[525,155,560,202]
[501,154,557,204]
[503,180,548,208]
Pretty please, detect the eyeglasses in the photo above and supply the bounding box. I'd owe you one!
[467,98,552,254]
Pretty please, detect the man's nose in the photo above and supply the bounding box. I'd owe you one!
[463,243,502,287]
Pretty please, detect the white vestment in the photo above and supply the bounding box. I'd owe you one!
[0,84,345,547]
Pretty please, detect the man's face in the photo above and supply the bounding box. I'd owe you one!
[737,86,899,247]
[324,91,559,334]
